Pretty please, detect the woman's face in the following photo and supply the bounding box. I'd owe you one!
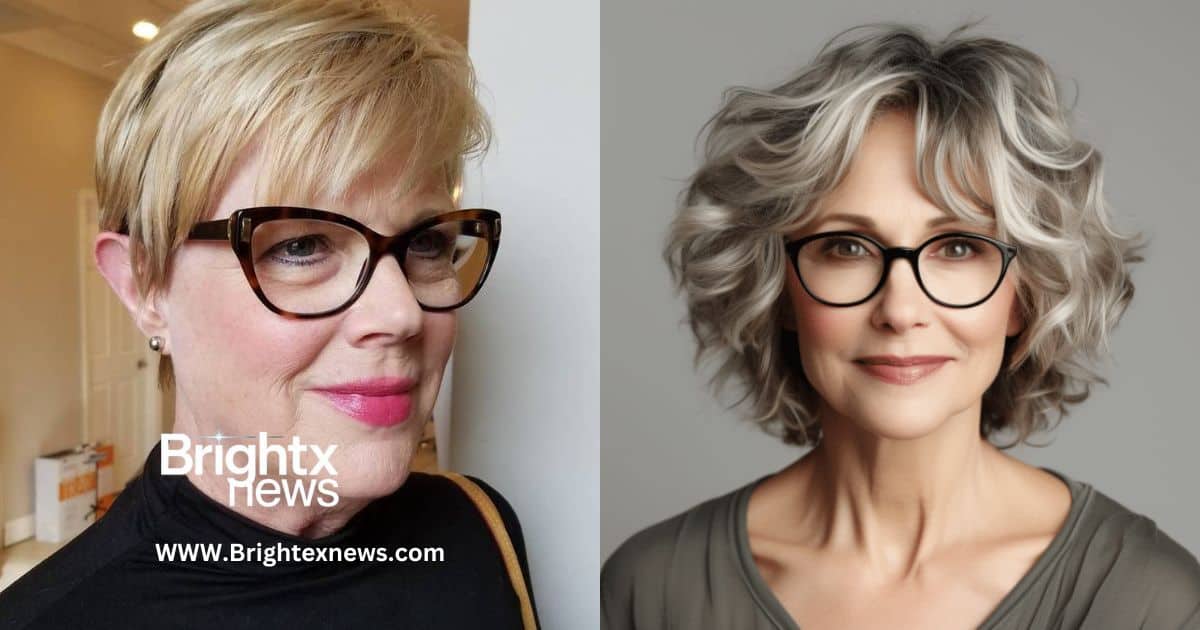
[785,110,1022,439]
[161,145,455,501]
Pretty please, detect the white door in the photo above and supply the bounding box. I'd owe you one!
[78,190,160,487]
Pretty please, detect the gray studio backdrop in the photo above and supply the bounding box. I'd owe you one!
[601,0,1200,560]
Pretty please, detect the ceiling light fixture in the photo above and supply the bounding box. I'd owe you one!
[132,20,158,41]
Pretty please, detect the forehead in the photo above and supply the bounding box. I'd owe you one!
[817,111,924,212]
[810,110,990,228]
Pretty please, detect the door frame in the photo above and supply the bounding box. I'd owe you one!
[77,189,162,469]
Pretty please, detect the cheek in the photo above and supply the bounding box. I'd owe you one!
[413,313,455,422]
[934,279,1018,403]
[198,293,316,376]
[787,271,859,356]
[167,267,322,432]
[785,271,865,395]
[947,279,1017,354]
[421,312,457,371]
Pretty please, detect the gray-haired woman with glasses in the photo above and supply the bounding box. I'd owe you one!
[0,1,538,629]
[603,24,1200,630]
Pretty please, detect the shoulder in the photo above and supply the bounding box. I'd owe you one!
[602,482,750,614]
[1077,483,1200,577]
[1135,522,1200,621]
[398,471,537,601]
[462,474,525,537]
[1070,482,1200,623]
[425,472,539,622]
[397,472,525,536]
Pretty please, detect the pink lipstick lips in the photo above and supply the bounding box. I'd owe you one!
[853,355,951,385]
[314,377,415,427]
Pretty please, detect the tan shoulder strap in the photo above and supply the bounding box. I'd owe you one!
[438,471,537,630]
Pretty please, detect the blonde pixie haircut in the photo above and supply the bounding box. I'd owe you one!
[96,0,490,392]
[665,23,1142,447]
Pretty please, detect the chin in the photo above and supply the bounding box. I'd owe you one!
[326,435,419,502]
[839,400,957,441]
[333,458,413,502]
[335,467,412,501]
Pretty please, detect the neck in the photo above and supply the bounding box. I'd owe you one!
[791,400,1013,581]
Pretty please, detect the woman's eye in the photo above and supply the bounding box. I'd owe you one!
[826,239,870,258]
[266,235,328,265]
[936,239,978,259]
[409,230,452,258]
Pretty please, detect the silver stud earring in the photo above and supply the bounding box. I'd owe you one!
[148,336,164,352]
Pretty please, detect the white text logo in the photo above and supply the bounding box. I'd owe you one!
[160,433,339,507]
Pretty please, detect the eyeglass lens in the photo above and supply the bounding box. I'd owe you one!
[249,218,492,313]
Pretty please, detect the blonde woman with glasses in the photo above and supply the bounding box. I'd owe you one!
[0,1,537,628]
[603,24,1200,630]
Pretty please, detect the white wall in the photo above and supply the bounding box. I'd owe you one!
[454,1,599,628]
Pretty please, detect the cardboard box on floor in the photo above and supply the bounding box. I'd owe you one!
[34,443,117,543]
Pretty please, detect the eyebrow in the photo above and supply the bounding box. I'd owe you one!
[818,212,965,229]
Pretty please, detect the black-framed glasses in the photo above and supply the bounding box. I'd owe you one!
[121,207,501,318]
[785,231,1017,308]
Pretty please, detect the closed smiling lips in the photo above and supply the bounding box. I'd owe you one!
[314,377,416,427]
[853,355,952,385]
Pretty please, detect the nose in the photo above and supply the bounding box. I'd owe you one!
[342,253,424,345]
[869,256,931,333]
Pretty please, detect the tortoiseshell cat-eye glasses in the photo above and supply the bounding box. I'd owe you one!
[120,207,501,318]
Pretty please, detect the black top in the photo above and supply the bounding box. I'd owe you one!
[0,441,538,629]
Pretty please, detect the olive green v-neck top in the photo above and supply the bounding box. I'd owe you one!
[602,468,1200,629]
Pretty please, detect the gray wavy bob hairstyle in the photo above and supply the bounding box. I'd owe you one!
[664,23,1142,447]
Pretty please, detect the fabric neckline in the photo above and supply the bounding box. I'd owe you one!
[730,465,1092,630]
[135,440,381,577]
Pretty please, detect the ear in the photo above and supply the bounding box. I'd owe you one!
[94,232,170,353]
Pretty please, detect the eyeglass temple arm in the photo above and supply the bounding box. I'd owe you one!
[187,219,230,241]
[114,218,230,241]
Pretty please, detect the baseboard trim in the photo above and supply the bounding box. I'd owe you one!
[4,514,34,547]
